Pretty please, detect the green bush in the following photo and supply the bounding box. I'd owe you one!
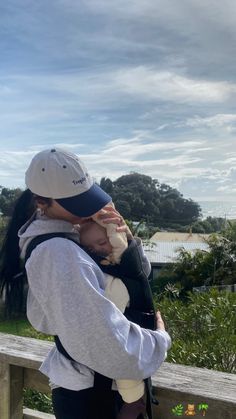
[23,389,53,414]
[155,289,236,373]
[0,216,7,247]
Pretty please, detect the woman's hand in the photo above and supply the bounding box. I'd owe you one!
[156,311,166,331]
[96,204,133,240]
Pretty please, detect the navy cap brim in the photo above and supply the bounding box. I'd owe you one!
[55,183,112,217]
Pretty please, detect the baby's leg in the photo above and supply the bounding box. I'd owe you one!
[117,397,146,419]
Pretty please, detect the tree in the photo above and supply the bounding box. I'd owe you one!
[100,177,113,194]
[100,173,201,226]
[222,220,236,242]
[0,187,23,216]
[158,183,201,225]
[100,173,161,223]
[192,217,225,234]
[0,217,8,247]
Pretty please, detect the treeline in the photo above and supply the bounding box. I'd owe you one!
[0,175,225,234]
[100,173,225,233]
[100,173,201,225]
[0,187,22,216]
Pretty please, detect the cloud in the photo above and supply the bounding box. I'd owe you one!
[113,67,235,103]
[0,135,205,186]
[53,143,86,150]
[184,114,236,128]
[74,1,236,81]
[1,1,236,202]
[101,136,205,157]
[73,135,207,185]
[2,69,234,131]
[0,128,235,201]
[216,157,236,165]
[0,144,84,187]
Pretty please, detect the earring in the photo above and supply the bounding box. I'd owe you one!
[39,208,45,216]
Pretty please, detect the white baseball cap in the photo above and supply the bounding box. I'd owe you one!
[25,148,111,217]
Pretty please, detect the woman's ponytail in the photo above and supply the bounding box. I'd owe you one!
[0,189,36,317]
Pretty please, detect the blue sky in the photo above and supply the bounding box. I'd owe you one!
[1,0,236,202]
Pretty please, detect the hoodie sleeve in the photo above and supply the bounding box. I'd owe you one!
[26,238,171,381]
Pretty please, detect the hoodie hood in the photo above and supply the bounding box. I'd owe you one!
[18,210,80,259]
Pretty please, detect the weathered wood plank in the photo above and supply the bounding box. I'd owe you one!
[0,361,10,419]
[10,365,24,419]
[152,362,236,404]
[0,332,236,419]
[23,407,55,419]
[1,332,236,402]
[24,368,51,394]
[0,332,53,369]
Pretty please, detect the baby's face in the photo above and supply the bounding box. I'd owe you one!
[80,223,113,257]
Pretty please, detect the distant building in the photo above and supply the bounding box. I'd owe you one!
[150,231,210,243]
[143,231,210,281]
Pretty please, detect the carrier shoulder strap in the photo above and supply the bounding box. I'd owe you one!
[25,232,79,263]
[24,232,82,362]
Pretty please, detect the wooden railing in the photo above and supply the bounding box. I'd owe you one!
[0,333,235,419]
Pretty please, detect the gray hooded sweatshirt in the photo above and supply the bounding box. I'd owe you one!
[19,212,171,391]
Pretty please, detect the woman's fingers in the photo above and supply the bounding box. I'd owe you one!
[96,205,123,225]
[101,212,132,236]
[116,224,133,239]
[95,204,133,238]
[100,215,122,224]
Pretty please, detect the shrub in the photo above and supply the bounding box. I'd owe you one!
[23,389,53,414]
[155,289,236,373]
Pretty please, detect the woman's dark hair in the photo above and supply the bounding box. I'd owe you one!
[0,189,50,317]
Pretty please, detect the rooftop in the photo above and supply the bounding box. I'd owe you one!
[143,241,209,264]
[150,231,210,243]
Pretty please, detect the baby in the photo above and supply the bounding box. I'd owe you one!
[80,218,146,419]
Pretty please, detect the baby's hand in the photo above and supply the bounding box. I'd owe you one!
[93,205,129,263]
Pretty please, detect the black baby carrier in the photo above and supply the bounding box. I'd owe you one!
[25,233,158,419]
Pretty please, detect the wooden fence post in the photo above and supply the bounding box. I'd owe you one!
[10,365,24,419]
[0,361,10,419]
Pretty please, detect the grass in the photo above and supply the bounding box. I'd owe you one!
[0,316,53,341]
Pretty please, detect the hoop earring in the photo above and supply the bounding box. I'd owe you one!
[39,208,45,216]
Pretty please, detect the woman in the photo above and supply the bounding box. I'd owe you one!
[0,148,171,419]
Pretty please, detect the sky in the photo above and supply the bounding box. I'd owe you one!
[1,0,236,203]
